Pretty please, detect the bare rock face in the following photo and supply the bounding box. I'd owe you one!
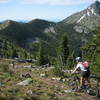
[73,25,89,34]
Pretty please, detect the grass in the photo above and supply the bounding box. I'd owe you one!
[0,59,99,100]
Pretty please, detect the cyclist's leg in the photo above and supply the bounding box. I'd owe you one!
[85,77,91,87]
[80,71,86,88]
[85,70,91,87]
[80,76,85,87]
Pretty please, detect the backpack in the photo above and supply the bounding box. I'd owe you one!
[82,61,89,69]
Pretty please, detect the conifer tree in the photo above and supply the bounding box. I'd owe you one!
[12,49,18,58]
[37,41,49,65]
[58,34,69,67]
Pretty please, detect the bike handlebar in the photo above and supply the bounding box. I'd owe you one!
[71,71,80,75]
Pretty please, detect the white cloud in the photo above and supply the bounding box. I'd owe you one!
[0,0,10,3]
[20,0,97,5]
[0,0,99,5]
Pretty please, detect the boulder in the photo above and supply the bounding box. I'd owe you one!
[20,73,31,78]
[40,73,45,77]
[23,65,32,68]
[17,78,33,86]
[51,77,61,81]
[62,78,66,82]
[64,90,73,93]
[27,90,33,95]
[42,64,50,67]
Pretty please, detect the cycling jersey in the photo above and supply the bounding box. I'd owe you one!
[76,62,87,72]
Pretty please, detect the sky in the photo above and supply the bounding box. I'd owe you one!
[0,0,100,22]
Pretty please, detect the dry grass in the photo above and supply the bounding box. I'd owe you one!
[0,59,99,100]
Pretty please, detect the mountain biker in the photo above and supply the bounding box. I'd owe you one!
[72,57,91,88]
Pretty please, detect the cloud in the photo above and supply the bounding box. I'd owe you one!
[0,0,99,5]
[0,0,10,3]
[20,0,97,5]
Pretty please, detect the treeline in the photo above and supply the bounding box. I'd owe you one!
[0,37,33,59]
[37,28,100,75]
[37,34,74,68]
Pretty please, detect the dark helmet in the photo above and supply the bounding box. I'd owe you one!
[75,57,82,62]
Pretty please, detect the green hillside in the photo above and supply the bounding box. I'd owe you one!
[0,19,57,58]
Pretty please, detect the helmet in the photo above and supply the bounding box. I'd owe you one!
[75,57,81,62]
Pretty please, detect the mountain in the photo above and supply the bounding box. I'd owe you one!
[62,1,100,30]
[0,1,100,58]
[54,1,100,55]
[0,19,55,44]
[0,19,57,58]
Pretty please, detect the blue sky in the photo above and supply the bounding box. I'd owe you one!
[0,0,99,22]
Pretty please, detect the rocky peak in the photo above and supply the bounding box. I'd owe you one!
[92,1,100,7]
[76,1,100,23]
[87,0,100,15]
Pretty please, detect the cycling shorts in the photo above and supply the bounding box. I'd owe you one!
[82,70,90,78]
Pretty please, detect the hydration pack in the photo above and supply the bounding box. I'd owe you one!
[82,61,89,69]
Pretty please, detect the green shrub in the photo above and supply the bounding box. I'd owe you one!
[0,63,9,72]
[53,65,64,77]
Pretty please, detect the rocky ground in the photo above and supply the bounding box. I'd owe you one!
[0,59,100,100]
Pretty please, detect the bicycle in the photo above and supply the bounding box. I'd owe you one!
[67,71,80,91]
[67,71,100,97]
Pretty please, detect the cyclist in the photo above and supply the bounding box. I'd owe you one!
[72,57,91,89]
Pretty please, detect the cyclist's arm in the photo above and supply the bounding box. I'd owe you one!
[72,67,78,74]
[72,64,79,74]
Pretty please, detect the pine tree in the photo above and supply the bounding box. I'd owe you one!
[12,49,18,58]
[37,41,49,65]
[58,34,69,68]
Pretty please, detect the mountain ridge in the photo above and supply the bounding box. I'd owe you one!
[0,1,100,58]
[0,18,57,58]
[54,1,100,55]
[62,0,100,29]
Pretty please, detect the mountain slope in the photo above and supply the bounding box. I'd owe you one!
[0,19,56,43]
[54,1,100,55]
[0,19,57,58]
[62,1,100,30]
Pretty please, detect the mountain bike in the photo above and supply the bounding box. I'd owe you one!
[67,71,100,97]
[67,71,80,91]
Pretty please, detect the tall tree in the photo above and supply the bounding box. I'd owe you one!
[12,49,18,58]
[37,41,49,65]
[58,34,69,67]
